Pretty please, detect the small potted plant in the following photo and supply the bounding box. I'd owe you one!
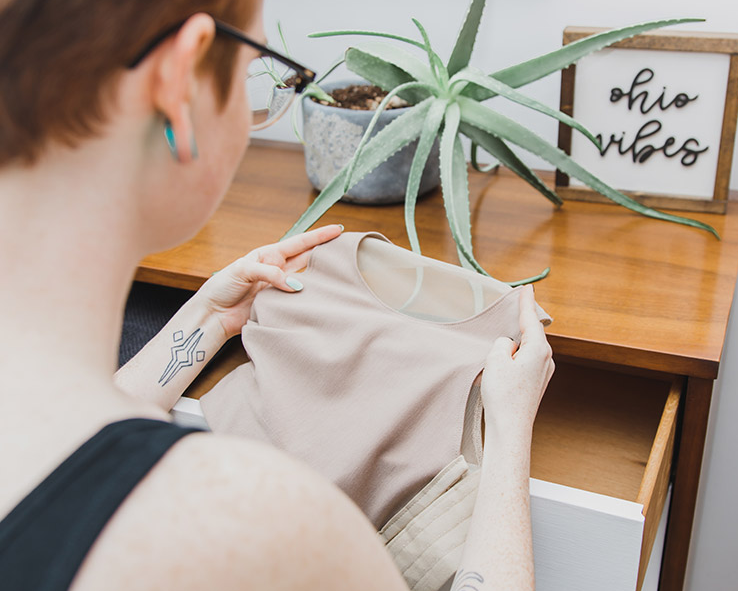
[283,0,718,282]
[256,31,442,205]
[301,79,441,204]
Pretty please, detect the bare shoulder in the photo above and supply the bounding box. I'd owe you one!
[71,433,407,591]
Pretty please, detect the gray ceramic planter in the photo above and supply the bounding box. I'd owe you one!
[302,81,441,204]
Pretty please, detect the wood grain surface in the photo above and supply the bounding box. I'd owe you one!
[138,141,738,379]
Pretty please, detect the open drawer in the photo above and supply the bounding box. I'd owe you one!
[172,349,680,591]
[531,361,681,591]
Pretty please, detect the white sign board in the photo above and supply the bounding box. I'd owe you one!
[557,29,738,213]
[570,49,729,200]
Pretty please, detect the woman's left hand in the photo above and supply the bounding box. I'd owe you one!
[195,225,343,340]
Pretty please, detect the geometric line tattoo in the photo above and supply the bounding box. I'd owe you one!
[450,569,485,591]
[158,328,206,387]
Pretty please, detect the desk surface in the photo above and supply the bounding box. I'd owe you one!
[137,142,738,379]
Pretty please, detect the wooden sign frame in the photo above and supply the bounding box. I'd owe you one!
[556,28,738,214]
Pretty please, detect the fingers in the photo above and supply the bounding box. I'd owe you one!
[230,225,341,283]
[488,335,518,361]
[518,285,546,348]
[283,249,314,274]
[277,225,343,260]
[242,225,342,268]
[223,257,303,293]
[249,261,304,292]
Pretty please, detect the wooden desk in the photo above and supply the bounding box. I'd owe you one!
[138,141,738,591]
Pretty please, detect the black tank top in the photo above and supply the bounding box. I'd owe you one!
[0,418,201,591]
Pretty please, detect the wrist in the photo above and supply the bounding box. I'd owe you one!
[186,292,230,347]
[484,419,533,464]
[484,411,534,447]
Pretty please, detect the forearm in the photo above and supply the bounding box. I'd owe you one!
[453,429,535,591]
[115,294,229,411]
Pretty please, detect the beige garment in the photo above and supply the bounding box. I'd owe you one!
[201,232,550,528]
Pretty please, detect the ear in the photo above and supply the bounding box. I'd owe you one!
[150,13,216,163]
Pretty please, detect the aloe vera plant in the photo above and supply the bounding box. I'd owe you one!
[283,0,718,283]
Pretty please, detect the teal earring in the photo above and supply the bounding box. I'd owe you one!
[163,119,198,162]
[163,119,180,162]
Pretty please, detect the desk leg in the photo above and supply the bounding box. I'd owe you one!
[659,377,713,591]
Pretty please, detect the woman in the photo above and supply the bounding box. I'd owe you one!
[0,1,554,589]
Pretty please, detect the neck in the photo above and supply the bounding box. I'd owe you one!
[0,141,145,398]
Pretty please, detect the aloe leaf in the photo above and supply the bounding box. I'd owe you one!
[508,267,552,287]
[304,82,334,104]
[450,134,478,271]
[462,18,704,100]
[344,81,433,191]
[453,66,601,150]
[309,29,426,51]
[283,98,434,239]
[470,142,498,173]
[315,55,346,85]
[291,95,306,144]
[412,18,449,89]
[345,47,430,104]
[439,102,488,275]
[291,84,337,145]
[458,97,719,238]
[449,123,552,285]
[252,64,283,86]
[412,18,437,68]
[349,41,436,87]
[447,0,486,76]
[460,122,562,205]
[405,98,448,254]
[448,148,480,275]
[277,22,291,56]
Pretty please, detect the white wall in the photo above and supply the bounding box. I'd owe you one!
[254,2,738,589]
[255,0,738,190]
[685,283,738,591]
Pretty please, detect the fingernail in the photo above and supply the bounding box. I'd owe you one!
[286,277,303,292]
[338,224,345,232]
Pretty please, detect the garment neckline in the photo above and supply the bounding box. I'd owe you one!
[347,232,522,328]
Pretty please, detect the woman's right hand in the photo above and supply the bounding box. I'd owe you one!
[481,285,555,445]
[452,285,553,591]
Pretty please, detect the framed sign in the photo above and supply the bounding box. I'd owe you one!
[556,28,738,214]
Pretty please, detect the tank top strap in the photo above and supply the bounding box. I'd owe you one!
[0,418,201,591]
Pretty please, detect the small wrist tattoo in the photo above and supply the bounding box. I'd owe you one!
[451,570,484,591]
[159,328,206,386]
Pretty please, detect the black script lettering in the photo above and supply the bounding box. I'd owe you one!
[632,120,662,162]
[597,120,709,167]
[598,131,628,158]
[610,68,698,114]
[680,139,709,166]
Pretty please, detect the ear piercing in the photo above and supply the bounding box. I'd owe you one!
[163,119,198,162]
[164,119,179,161]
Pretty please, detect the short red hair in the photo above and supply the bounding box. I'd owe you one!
[0,0,258,166]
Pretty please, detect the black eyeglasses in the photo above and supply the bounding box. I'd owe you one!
[129,17,317,130]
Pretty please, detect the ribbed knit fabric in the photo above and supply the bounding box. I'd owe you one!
[201,232,551,527]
